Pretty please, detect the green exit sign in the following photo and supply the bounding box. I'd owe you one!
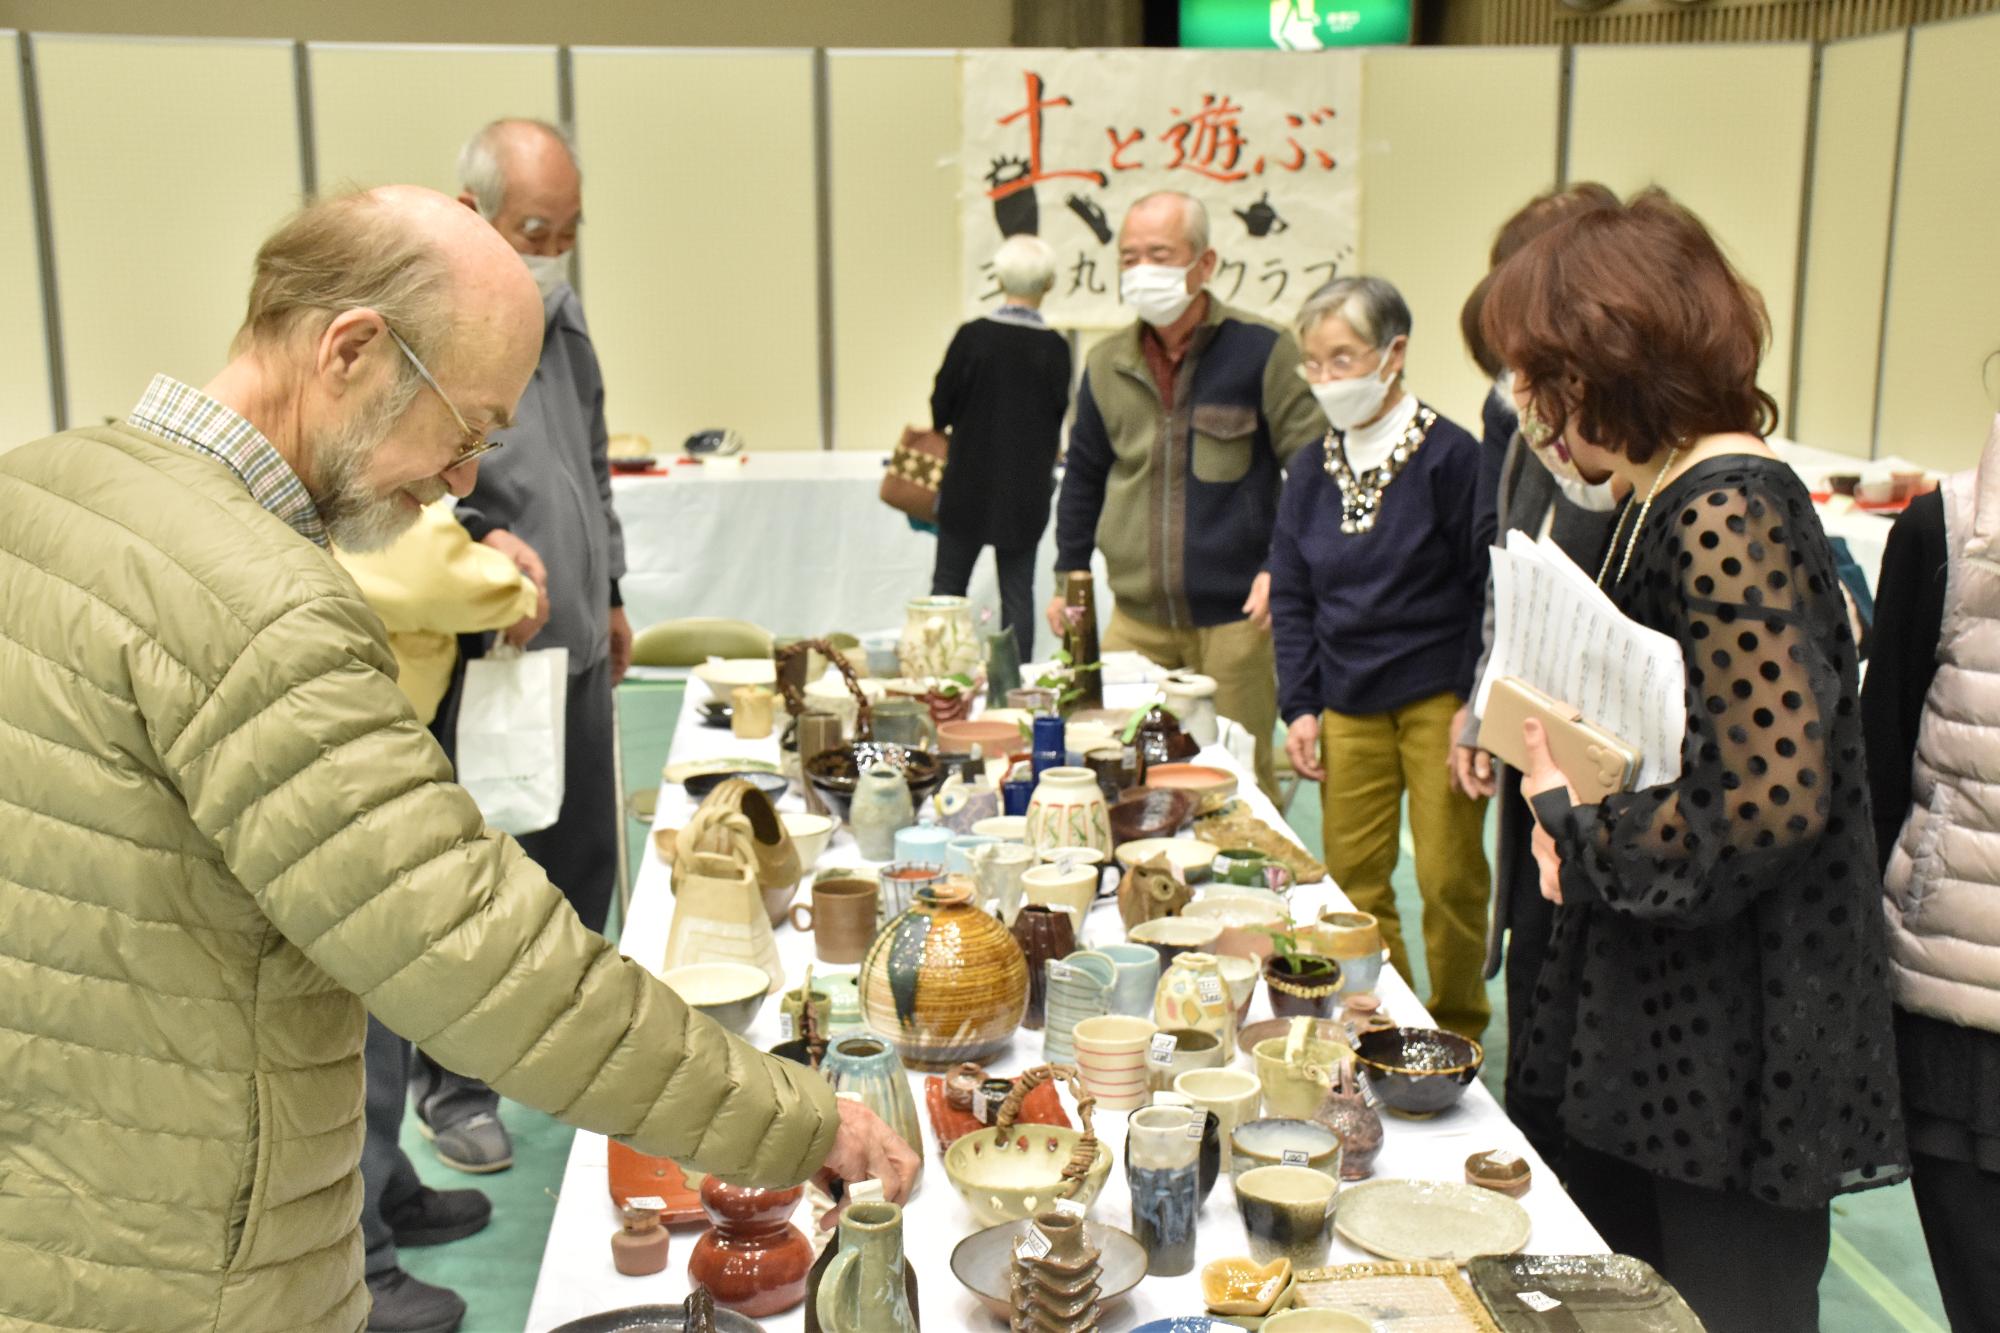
[1181,0,1413,48]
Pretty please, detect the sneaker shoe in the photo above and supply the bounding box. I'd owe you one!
[419,1111,514,1174]
[365,1267,466,1333]
[384,1184,492,1248]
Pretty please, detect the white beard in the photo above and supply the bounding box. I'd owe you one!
[311,386,443,553]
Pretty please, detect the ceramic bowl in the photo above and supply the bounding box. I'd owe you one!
[1147,1026,1225,1093]
[803,742,945,821]
[547,1305,765,1333]
[1353,1026,1483,1117]
[1184,895,1287,961]
[1201,1255,1294,1316]
[942,1122,1114,1226]
[1261,1310,1374,1333]
[691,658,777,696]
[659,962,772,1035]
[1229,1117,1344,1183]
[1216,954,1262,1023]
[779,810,835,870]
[1108,787,1200,844]
[1128,915,1226,969]
[1143,763,1239,800]
[1115,837,1219,881]
[1022,862,1097,932]
[937,717,1026,755]
[971,815,1028,843]
[1855,477,1898,505]
[1234,1164,1340,1267]
[949,1217,1148,1319]
[683,768,789,804]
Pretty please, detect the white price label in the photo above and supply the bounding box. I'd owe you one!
[1489,1149,1523,1168]
[1014,1224,1054,1262]
[1051,1196,1087,1217]
[975,1093,993,1125]
[779,1012,795,1040]
[1518,1291,1563,1313]
[1356,1068,1381,1109]
[1280,1149,1310,1167]
[1047,961,1076,984]
[1147,1033,1179,1065]
[1185,1115,1207,1140]
[1197,977,1224,1004]
[627,1195,667,1211]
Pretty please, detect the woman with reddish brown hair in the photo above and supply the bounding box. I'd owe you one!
[1486,189,1908,1331]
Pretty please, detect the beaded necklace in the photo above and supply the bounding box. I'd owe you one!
[1322,404,1437,535]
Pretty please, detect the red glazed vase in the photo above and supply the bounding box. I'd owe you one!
[685,1176,812,1316]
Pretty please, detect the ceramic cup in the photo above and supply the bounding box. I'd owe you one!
[1216,955,1262,1025]
[730,685,777,740]
[877,862,944,921]
[1125,1102,1201,1276]
[779,810,836,871]
[1145,1026,1225,1092]
[790,876,880,965]
[892,824,954,869]
[1071,1014,1158,1112]
[969,841,1034,923]
[945,834,999,877]
[778,985,829,1044]
[871,697,932,749]
[1309,910,1385,996]
[1042,954,1112,1066]
[1173,1067,1262,1173]
[970,815,1028,843]
[1022,861,1097,934]
[1234,1165,1340,1267]
[1147,1090,1223,1207]
[1228,1116,1345,1184]
[1127,915,1226,970]
[1097,941,1163,1017]
[1253,1034,1351,1120]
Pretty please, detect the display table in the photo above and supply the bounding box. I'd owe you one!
[524,679,1606,1331]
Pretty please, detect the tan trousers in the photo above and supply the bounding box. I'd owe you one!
[1319,691,1492,1041]
[1104,604,1279,800]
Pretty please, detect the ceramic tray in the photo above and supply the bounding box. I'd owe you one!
[1466,1254,1705,1332]
[1294,1261,1503,1331]
[663,757,780,785]
[549,1304,764,1332]
[1333,1180,1530,1264]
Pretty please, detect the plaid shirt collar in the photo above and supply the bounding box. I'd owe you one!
[127,374,328,549]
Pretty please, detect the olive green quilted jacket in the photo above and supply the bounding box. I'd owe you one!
[0,425,839,1332]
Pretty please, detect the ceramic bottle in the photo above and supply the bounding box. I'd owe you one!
[1125,1104,1201,1276]
[685,1177,813,1316]
[1009,1209,1102,1332]
[1315,1061,1385,1181]
[858,882,1029,1069]
[1061,571,1103,712]
[1153,951,1237,1060]
[1160,672,1220,747]
[849,762,914,860]
[1010,903,1077,1031]
[610,1202,670,1276]
[664,851,785,992]
[812,1201,920,1333]
[820,1035,924,1162]
[985,628,1022,704]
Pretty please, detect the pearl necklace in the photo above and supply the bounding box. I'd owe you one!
[1595,443,1684,589]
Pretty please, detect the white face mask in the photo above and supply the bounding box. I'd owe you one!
[1120,263,1196,328]
[1309,362,1396,433]
[1519,400,1619,512]
[522,253,571,303]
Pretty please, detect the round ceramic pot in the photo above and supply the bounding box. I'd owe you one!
[1021,861,1097,934]
[897,595,980,680]
[859,883,1028,1070]
[1153,951,1237,1059]
[1264,955,1344,1019]
[820,1034,924,1162]
[1024,767,1113,858]
[1307,910,1385,996]
[1071,1014,1158,1112]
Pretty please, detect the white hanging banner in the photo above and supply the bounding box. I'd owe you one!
[960,48,1362,329]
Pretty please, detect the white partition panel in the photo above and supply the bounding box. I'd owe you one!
[34,35,302,427]
[0,33,53,450]
[570,48,820,451]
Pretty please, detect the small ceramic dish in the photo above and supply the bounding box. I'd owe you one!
[1333,1178,1531,1264]
[936,717,1024,755]
[950,1216,1148,1318]
[662,756,780,786]
[690,658,777,696]
[1465,1148,1533,1198]
[1115,837,1220,879]
[1353,1026,1484,1118]
[658,962,772,1035]
[1202,1254,1294,1316]
[1231,1117,1344,1183]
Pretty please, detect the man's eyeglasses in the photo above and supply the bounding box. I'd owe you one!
[386,326,503,468]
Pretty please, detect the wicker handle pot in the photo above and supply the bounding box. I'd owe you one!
[992,1063,1098,1195]
[774,637,873,738]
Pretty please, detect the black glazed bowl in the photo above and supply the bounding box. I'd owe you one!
[1353,1025,1483,1117]
[803,742,944,822]
[681,768,788,803]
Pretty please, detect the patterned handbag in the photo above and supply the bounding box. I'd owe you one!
[880,424,949,522]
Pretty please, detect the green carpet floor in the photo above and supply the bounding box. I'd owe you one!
[393,679,1951,1331]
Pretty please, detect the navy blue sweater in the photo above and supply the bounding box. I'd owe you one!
[1268,405,1489,720]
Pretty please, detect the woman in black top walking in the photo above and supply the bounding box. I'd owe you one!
[1486,190,1907,1332]
[928,234,1073,665]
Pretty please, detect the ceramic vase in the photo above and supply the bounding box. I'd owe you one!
[1125,1104,1201,1276]
[1314,1062,1384,1181]
[850,763,915,860]
[970,841,1034,923]
[811,1201,920,1333]
[1024,767,1113,857]
[1153,951,1237,1060]
[1011,904,1077,1031]
[898,595,980,680]
[664,851,785,992]
[820,1034,924,1162]
[859,882,1028,1070]
[1009,1210,1102,1333]
[1307,910,1385,997]
[1160,672,1220,747]
[985,629,1022,705]
[686,1177,813,1316]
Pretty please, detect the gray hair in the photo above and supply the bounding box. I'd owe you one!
[992,234,1057,297]
[1130,190,1210,256]
[1295,275,1412,349]
[456,118,581,220]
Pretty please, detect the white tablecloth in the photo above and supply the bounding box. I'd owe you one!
[524,682,1605,1332]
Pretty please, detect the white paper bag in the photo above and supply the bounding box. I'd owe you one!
[456,645,568,834]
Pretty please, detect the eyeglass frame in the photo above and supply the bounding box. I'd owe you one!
[385,325,503,468]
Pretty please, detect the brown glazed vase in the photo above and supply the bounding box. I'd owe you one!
[686,1177,813,1316]
[860,880,1029,1070]
[1011,903,1077,1032]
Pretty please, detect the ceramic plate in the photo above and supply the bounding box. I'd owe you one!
[549,1306,762,1333]
[1334,1180,1531,1264]
[1144,763,1239,797]
[1466,1254,1704,1332]
[950,1217,1148,1319]
[1115,837,1220,876]
[662,757,780,785]
[1294,1260,1502,1331]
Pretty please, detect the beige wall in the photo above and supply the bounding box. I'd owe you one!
[827,51,964,452]
[1876,10,2000,471]
[33,34,303,427]
[1568,43,1815,420]
[0,33,51,451]
[571,48,821,451]
[1358,46,1562,432]
[1791,31,1905,459]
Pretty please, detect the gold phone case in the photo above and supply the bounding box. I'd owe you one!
[1478,676,1639,805]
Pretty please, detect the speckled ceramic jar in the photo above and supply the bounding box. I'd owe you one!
[860,881,1029,1070]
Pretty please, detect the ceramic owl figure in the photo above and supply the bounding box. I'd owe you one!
[1118,855,1192,933]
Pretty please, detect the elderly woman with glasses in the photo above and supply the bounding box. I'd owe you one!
[1267,275,1492,1041]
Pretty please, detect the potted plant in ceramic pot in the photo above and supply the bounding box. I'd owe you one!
[1259,927,1343,1019]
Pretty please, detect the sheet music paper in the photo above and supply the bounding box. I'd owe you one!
[1475,530,1687,788]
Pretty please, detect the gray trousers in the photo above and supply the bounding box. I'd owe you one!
[362,1017,422,1278]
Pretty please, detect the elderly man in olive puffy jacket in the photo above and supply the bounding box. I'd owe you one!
[0,186,915,1333]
